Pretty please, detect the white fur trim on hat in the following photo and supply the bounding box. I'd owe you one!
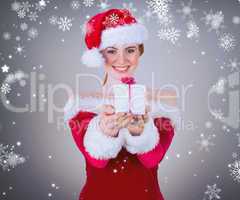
[83,115,124,159]
[99,23,148,50]
[121,117,160,155]
[81,47,105,68]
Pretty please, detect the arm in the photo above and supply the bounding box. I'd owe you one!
[123,117,175,169]
[65,96,124,168]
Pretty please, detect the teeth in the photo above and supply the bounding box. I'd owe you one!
[113,66,129,71]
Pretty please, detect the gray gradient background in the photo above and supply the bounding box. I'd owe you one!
[0,0,239,199]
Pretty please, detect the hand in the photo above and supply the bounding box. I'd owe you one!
[127,105,151,136]
[99,105,133,137]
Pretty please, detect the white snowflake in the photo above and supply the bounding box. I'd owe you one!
[20,1,32,13]
[20,22,28,31]
[196,133,215,152]
[28,27,38,39]
[227,58,240,72]
[57,17,73,32]
[83,0,95,7]
[228,160,240,183]
[1,83,11,94]
[204,184,221,200]
[49,15,58,25]
[157,27,181,44]
[97,0,111,11]
[11,1,22,12]
[232,16,240,25]
[28,11,38,21]
[142,7,155,22]
[0,143,26,171]
[157,13,173,26]
[186,20,199,39]
[211,109,224,120]
[202,10,224,34]
[177,0,197,19]
[211,77,226,94]
[14,44,25,55]
[122,2,137,14]
[218,33,236,52]
[2,32,11,40]
[70,0,80,10]
[17,9,26,18]
[146,0,170,18]
[103,13,120,28]
[35,2,46,12]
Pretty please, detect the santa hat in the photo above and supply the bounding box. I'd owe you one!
[81,8,149,68]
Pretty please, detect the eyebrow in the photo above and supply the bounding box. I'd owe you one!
[106,46,137,50]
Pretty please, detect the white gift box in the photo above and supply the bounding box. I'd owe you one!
[113,84,146,115]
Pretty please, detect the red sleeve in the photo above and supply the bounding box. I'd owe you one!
[137,117,175,169]
[68,111,109,168]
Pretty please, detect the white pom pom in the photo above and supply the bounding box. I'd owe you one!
[81,48,105,68]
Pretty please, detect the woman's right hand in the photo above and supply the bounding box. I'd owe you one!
[99,105,132,137]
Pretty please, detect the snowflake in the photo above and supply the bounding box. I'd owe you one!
[211,77,226,94]
[49,15,58,25]
[11,1,22,12]
[232,152,238,159]
[103,13,120,28]
[211,109,224,120]
[186,20,199,39]
[0,143,26,171]
[204,184,221,200]
[146,0,170,18]
[176,0,197,19]
[70,0,80,10]
[28,27,38,39]
[20,1,32,13]
[157,14,173,26]
[97,0,111,11]
[1,83,11,94]
[218,33,236,52]
[122,2,137,14]
[157,27,181,44]
[143,7,155,22]
[57,17,73,32]
[83,0,95,7]
[14,44,25,55]
[28,11,38,21]
[196,133,215,152]
[227,58,240,72]
[232,16,240,25]
[202,10,224,34]
[2,32,11,40]
[17,9,26,18]
[20,22,28,31]
[35,1,46,12]
[228,160,240,183]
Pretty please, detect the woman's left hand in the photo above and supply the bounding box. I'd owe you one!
[127,106,150,136]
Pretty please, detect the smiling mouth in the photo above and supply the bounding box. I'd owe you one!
[112,65,130,72]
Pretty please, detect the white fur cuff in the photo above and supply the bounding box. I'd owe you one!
[83,115,124,160]
[123,117,160,155]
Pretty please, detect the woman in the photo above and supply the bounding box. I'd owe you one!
[64,8,178,200]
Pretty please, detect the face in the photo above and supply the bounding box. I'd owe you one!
[100,43,141,81]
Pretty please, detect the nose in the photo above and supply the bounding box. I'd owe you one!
[116,51,127,65]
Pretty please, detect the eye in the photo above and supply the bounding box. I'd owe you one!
[107,49,116,54]
[127,48,136,53]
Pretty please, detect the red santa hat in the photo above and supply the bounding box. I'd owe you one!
[81,8,149,68]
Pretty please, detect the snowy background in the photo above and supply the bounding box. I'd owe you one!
[0,0,239,199]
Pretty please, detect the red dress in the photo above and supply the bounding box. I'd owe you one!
[67,109,175,200]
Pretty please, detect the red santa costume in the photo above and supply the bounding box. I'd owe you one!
[64,8,180,200]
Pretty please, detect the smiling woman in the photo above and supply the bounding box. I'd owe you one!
[64,8,176,200]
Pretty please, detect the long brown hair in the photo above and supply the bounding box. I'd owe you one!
[102,44,144,86]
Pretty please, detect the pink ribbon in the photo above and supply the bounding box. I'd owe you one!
[121,76,136,113]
